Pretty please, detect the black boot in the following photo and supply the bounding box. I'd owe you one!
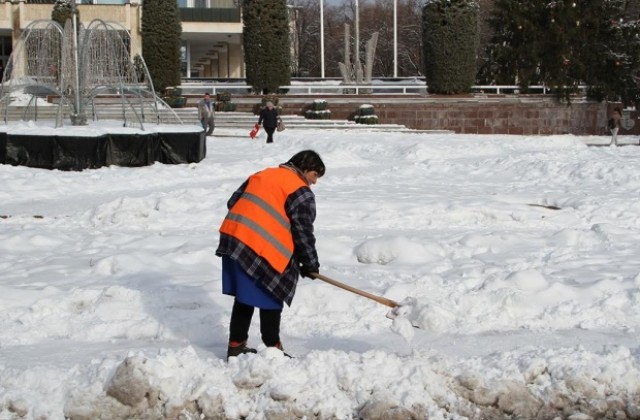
[273,342,293,358]
[227,340,257,360]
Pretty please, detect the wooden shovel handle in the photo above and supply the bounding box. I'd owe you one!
[310,272,399,308]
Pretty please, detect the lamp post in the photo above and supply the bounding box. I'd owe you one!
[71,0,83,125]
[320,0,324,78]
[393,0,397,77]
[355,0,359,69]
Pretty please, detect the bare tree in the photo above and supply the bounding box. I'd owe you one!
[397,0,424,76]
[343,0,423,77]
[291,0,321,76]
[290,0,425,78]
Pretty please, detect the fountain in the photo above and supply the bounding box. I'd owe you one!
[0,16,205,170]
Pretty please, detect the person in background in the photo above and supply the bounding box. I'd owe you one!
[198,92,215,136]
[608,107,622,146]
[216,150,326,360]
[258,101,279,144]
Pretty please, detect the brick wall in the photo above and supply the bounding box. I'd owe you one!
[216,95,632,136]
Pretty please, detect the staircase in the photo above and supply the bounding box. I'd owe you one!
[1,104,450,134]
[170,109,447,134]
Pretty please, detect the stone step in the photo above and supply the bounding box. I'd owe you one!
[1,107,442,133]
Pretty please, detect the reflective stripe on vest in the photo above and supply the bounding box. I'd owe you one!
[219,167,306,273]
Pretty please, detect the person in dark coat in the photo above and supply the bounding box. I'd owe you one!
[258,101,279,144]
[216,150,326,360]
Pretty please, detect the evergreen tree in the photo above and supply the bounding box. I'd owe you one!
[477,0,536,86]
[422,0,479,94]
[243,0,291,94]
[582,4,640,104]
[52,0,79,29]
[141,0,182,94]
[483,0,640,103]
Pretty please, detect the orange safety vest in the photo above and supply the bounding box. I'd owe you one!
[219,167,307,273]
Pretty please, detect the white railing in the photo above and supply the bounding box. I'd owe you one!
[178,82,566,96]
[177,0,236,7]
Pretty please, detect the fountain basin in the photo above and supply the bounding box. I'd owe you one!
[0,121,206,171]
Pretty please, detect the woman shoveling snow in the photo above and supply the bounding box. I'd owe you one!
[216,150,326,360]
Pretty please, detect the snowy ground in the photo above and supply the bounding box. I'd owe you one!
[1,129,639,419]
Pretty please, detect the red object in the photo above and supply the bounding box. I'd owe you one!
[249,123,260,139]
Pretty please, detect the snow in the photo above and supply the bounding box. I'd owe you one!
[1,129,640,419]
[0,120,203,136]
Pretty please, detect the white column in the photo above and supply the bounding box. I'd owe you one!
[186,41,191,78]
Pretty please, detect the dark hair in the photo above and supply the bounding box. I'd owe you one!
[287,150,326,177]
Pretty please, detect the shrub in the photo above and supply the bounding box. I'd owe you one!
[305,99,331,119]
[423,0,479,94]
[355,115,378,125]
[52,0,79,29]
[222,102,237,112]
[243,0,291,94]
[216,92,231,102]
[215,92,236,112]
[142,0,182,94]
[162,87,186,108]
[355,104,378,124]
[305,109,332,120]
[311,99,328,111]
[358,104,375,116]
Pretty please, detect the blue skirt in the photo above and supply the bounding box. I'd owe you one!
[221,255,283,310]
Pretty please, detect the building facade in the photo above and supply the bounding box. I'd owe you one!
[0,0,244,80]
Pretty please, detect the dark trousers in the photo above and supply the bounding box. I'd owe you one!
[201,117,215,136]
[264,127,276,143]
[229,300,281,346]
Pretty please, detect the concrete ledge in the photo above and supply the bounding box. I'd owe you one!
[184,95,617,135]
[9,95,622,135]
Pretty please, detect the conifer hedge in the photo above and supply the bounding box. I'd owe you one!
[422,0,479,94]
[52,0,78,29]
[142,0,182,94]
[243,0,291,94]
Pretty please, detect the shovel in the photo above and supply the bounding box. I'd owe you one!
[310,272,399,308]
[249,123,260,139]
[310,273,421,332]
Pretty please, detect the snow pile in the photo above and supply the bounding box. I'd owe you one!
[1,130,640,419]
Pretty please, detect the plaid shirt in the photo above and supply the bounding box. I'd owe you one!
[216,165,319,305]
